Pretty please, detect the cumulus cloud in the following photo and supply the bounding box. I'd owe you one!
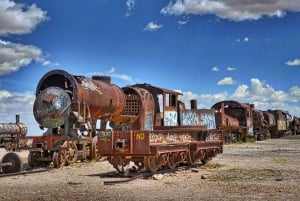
[177,78,300,118]
[217,77,235,85]
[125,0,135,16]
[0,39,57,75]
[177,90,228,109]
[211,66,219,71]
[286,59,300,66]
[161,0,300,21]
[231,78,290,103]
[88,68,135,84]
[0,1,55,75]
[227,66,236,71]
[143,22,163,31]
[178,20,189,25]
[0,0,48,36]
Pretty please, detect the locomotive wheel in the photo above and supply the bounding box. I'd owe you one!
[91,136,100,161]
[64,141,78,165]
[5,142,13,152]
[112,156,129,173]
[28,151,42,168]
[53,151,66,168]
[1,152,23,174]
[167,153,177,170]
[144,156,159,172]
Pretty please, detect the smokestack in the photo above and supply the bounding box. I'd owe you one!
[92,75,111,84]
[16,115,20,124]
[190,99,197,110]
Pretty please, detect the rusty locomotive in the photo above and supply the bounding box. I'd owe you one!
[29,69,223,172]
[0,115,27,151]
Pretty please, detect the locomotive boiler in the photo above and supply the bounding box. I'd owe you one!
[29,69,223,172]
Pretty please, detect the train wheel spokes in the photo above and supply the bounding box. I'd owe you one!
[28,151,42,168]
[53,151,66,168]
[91,136,100,161]
[188,151,198,166]
[167,153,177,170]
[65,141,78,165]
[144,156,159,172]
[112,156,129,174]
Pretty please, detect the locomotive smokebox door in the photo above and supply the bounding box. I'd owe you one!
[33,87,72,128]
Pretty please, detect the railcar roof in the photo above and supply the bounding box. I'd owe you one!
[131,83,182,96]
[211,100,252,109]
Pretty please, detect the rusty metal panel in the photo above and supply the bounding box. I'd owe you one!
[32,136,68,150]
[97,130,151,156]
[131,131,151,155]
[98,131,113,155]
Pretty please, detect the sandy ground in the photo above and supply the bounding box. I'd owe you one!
[0,136,300,201]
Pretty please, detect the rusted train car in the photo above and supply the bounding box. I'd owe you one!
[211,100,254,143]
[0,115,27,151]
[263,110,292,138]
[29,69,223,172]
[252,109,271,141]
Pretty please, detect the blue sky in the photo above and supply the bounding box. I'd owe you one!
[0,0,300,135]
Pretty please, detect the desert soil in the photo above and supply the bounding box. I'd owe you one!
[0,135,300,201]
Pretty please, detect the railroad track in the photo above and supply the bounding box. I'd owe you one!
[0,167,54,178]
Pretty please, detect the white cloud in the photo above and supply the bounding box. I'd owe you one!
[286,59,300,66]
[161,0,300,21]
[177,78,300,118]
[217,77,235,85]
[0,0,48,36]
[0,2,55,75]
[178,20,189,25]
[0,90,40,135]
[125,0,135,17]
[244,37,249,42]
[211,66,219,71]
[227,66,236,71]
[143,22,163,31]
[0,39,57,75]
[107,67,116,74]
[88,68,135,84]
[178,90,228,109]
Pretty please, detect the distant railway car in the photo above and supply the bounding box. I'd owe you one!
[252,109,271,140]
[265,110,290,138]
[211,100,254,143]
[0,115,27,151]
[291,116,300,135]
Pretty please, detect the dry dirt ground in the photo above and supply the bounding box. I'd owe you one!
[1,135,300,201]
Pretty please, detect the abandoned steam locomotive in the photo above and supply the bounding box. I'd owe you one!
[29,69,223,172]
[0,115,27,151]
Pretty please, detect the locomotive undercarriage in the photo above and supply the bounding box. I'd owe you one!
[107,143,222,174]
[28,135,99,168]
[99,130,223,174]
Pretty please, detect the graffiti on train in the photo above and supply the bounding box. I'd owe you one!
[181,111,216,129]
